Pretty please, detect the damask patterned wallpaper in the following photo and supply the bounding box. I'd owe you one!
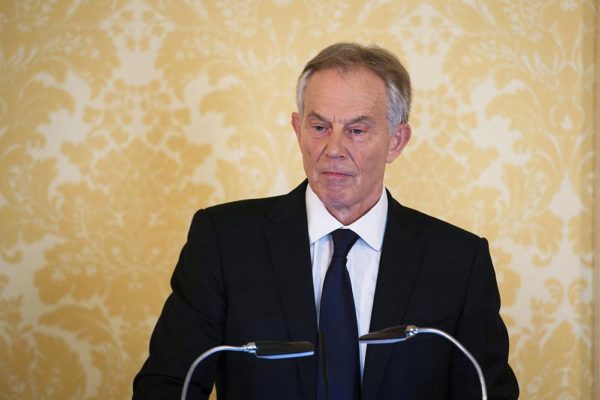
[0,1,595,399]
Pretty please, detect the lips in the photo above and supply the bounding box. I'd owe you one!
[319,170,356,184]
[323,171,350,176]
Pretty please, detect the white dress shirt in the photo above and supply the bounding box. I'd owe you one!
[305,184,388,377]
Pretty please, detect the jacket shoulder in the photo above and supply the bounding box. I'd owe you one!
[195,181,307,226]
[390,199,483,248]
[190,194,286,230]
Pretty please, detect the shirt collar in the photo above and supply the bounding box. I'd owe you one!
[305,184,388,251]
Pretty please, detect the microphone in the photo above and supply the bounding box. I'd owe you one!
[359,325,487,400]
[180,340,314,400]
[253,340,315,359]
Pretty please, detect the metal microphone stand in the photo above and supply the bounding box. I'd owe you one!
[359,325,487,400]
[180,340,314,400]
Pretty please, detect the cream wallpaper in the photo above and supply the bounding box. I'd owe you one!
[0,0,595,399]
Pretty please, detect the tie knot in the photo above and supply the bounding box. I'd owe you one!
[331,229,359,258]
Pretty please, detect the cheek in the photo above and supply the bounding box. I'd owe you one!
[357,150,387,175]
[301,140,321,160]
[299,143,318,169]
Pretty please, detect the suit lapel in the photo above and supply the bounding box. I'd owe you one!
[361,194,427,399]
[264,181,317,400]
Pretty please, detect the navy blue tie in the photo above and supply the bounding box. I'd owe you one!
[317,229,361,400]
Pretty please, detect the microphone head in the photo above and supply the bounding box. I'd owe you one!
[359,325,418,344]
[253,341,315,359]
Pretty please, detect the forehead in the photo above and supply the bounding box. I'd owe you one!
[303,67,388,118]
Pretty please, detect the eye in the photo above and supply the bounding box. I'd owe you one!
[350,128,365,135]
[312,125,327,133]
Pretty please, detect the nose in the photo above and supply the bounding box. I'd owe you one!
[324,127,346,158]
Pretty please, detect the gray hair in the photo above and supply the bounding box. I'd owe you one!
[296,42,412,131]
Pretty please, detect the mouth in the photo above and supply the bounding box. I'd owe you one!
[320,170,354,179]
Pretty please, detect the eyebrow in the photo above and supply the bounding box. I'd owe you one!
[305,112,375,126]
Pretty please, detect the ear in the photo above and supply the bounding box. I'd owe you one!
[386,123,411,163]
[291,112,302,141]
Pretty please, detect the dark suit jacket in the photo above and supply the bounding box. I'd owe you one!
[133,181,519,399]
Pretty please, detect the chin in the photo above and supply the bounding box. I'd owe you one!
[312,181,354,204]
[320,192,351,210]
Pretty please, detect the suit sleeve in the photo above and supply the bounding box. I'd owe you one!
[449,238,519,400]
[132,210,226,399]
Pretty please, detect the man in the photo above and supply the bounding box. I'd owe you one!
[133,43,519,399]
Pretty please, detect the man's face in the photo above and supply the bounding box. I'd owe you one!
[292,67,411,224]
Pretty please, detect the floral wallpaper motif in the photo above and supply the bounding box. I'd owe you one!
[0,1,595,399]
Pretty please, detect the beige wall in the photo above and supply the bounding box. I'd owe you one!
[0,1,595,398]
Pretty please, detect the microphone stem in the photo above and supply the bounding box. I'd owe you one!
[180,344,255,400]
[416,328,487,400]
